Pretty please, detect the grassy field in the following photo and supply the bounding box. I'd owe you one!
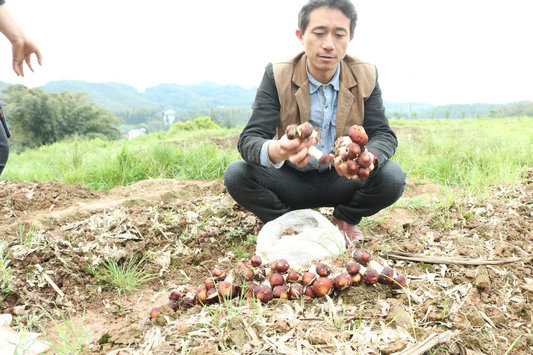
[2,128,241,191]
[391,116,531,190]
[3,116,531,191]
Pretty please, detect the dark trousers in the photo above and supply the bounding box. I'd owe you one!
[224,159,406,224]
[0,122,9,177]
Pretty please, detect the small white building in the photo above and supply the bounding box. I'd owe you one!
[163,110,176,127]
[128,128,147,139]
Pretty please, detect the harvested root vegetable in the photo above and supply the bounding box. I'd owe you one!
[271,259,290,273]
[195,286,208,305]
[352,248,372,265]
[273,285,290,299]
[378,266,395,284]
[250,255,262,267]
[169,290,182,301]
[206,288,218,303]
[167,300,180,312]
[285,122,330,164]
[149,305,162,319]
[392,274,407,289]
[242,282,256,299]
[357,167,370,180]
[254,266,266,282]
[287,270,301,283]
[302,271,317,286]
[254,284,274,303]
[288,283,304,299]
[333,124,374,180]
[351,273,362,285]
[181,296,194,308]
[346,159,358,175]
[211,268,226,281]
[312,276,333,297]
[316,262,332,277]
[217,281,235,301]
[346,261,361,276]
[363,269,379,285]
[276,259,290,273]
[357,151,373,168]
[286,122,314,139]
[346,142,361,160]
[348,125,369,147]
[333,273,353,291]
[304,286,316,299]
[241,267,254,281]
[269,272,285,288]
[204,277,215,290]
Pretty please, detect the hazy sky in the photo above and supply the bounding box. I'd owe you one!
[1,0,532,105]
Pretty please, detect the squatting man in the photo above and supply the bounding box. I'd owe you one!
[224,0,406,245]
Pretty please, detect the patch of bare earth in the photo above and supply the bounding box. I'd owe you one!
[0,173,531,354]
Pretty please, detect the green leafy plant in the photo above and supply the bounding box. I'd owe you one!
[92,255,157,294]
[41,307,92,355]
[0,239,12,294]
[392,195,432,211]
[8,331,41,355]
[17,223,43,248]
[13,309,45,332]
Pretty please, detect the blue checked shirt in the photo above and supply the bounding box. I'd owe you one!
[260,62,340,172]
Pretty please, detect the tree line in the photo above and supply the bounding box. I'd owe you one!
[0,84,250,152]
[1,85,120,152]
[386,101,533,119]
[2,82,531,152]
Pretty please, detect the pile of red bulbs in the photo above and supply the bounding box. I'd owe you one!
[149,249,407,319]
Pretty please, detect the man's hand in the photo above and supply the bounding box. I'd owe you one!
[268,134,316,168]
[0,4,43,77]
[12,36,42,77]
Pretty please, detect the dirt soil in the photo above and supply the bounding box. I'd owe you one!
[0,171,531,354]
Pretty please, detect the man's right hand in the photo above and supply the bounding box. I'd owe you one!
[268,134,315,168]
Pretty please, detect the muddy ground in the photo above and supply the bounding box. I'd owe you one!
[0,169,531,354]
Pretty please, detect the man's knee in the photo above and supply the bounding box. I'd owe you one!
[223,160,248,192]
[377,160,406,202]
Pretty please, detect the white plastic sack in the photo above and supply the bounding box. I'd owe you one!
[255,209,346,268]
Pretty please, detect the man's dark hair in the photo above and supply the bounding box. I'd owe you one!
[298,0,357,36]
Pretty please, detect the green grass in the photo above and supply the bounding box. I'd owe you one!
[91,255,157,295]
[0,239,12,294]
[3,128,241,191]
[41,307,92,355]
[391,116,532,190]
[17,223,43,248]
[2,117,531,192]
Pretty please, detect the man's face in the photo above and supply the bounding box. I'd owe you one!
[296,6,353,83]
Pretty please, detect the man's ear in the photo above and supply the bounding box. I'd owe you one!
[295,29,304,42]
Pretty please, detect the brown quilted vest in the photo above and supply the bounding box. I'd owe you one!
[272,52,376,139]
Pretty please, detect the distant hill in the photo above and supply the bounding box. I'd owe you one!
[41,81,156,111]
[1,80,531,119]
[40,80,257,112]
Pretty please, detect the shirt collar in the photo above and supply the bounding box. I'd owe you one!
[306,62,341,94]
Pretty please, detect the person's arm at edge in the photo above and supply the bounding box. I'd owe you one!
[0,3,42,76]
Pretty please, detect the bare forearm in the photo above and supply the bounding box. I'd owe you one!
[0,5,24,44]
